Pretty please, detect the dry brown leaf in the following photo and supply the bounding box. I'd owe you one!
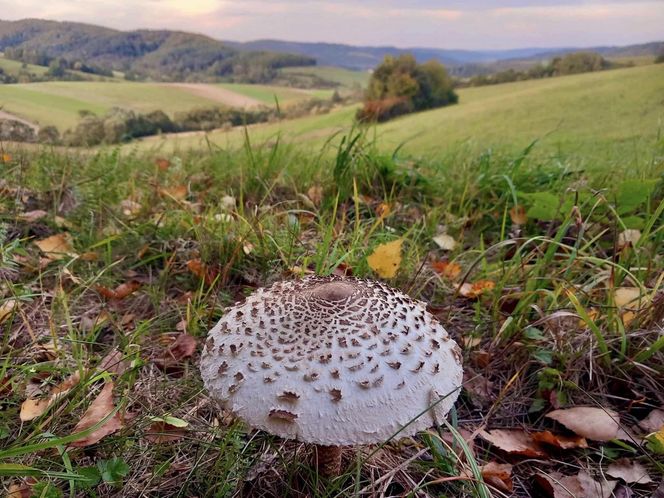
[479,429,547,458]
[376,202,391,218]
[638,408,664,433]
[17,210,48,223]
[98,349,130,377]
[606,458,652,484]
[19,372,81,421]
[7,482,33,498]
[458,280,496,299]
[481,462,513,493]
[145,421,187,443]
[536,471,617,498]
[0,299,19,324]
[155,157,171,170]
[510,205,528,225]
[367,239,403,279]
[431,261,462,280]
[95,280,141,300]
[618,229,641,249]
[546,407,621,441]
[69,381,123,447]
[532,430,589,449]
[433,233,457,251]
[34,233,77,260]
[160,185,188,200]
[306,185,323,207]
[155,334,197,371]
[186,258,217,285]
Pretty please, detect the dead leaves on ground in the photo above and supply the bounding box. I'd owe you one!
[536,471,617,498]
[95,280,141,300]
[546,407,622,441]
[479,429,548,458]
[154,333,197,373]
[34,233,77,261]
[19,372,81,421]
[69,381,124,447]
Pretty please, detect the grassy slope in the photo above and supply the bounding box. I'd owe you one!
[141,64,664,165]
[0,80,332,130]
[281,65,370,87]
[0,56,48,76]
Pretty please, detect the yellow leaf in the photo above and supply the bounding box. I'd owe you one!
[34,233,77,260]
[618,229,641,249]
[509,205,528,225]
[367,239,403,278]
[20,372,81,421]
[0,299,19,324]
[614,287,650,326]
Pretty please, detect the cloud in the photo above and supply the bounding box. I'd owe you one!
[0,0,661,49]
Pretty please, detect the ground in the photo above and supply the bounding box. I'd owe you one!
[0,62,663,498]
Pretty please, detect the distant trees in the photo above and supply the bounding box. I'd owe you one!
[655,53,664,64]
[357,55,457,122]
[464,51,615,87]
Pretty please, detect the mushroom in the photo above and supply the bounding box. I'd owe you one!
[200,276,463,477]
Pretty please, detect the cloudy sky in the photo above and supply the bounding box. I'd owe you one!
[2,1,663,50]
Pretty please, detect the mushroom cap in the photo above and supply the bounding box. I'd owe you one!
[200,276,463,446]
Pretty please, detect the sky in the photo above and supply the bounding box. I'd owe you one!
[1,0,663,50]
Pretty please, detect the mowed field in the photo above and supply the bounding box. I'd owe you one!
[141,64,664,165]
[0,80,328,130]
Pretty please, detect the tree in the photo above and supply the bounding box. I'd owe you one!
[357,54,457,122]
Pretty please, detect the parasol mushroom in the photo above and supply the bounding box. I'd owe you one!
[200,276,463,476]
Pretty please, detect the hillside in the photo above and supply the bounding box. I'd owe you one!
[0,19,315,82]
[140,64,664,165]
[233,39,664,72]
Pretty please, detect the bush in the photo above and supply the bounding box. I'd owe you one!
[0,119,37,142]
[357,54,457,122]
[37,125,60,144]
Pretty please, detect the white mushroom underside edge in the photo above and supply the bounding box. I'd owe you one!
[200,276,463,446]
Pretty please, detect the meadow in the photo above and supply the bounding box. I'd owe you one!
[0,62,663,497]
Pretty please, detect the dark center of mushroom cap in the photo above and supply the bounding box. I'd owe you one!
[309,281,356,301]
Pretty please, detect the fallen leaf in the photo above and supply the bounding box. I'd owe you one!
[20,372,81,421]
[532,430,588,449]
[367,239,403,278]
[433,233,457,251]
[458,280,496,299]
[606,458,652,484]
[186,258,217,285]
[69,381,123,447]
[0,299,19,324]
[546,407,621,441]
[155,334,197,371]
[95,280,141,300]
[155,157,171,170]
[160,185,188,200]
[306,186,323,207]
[98,349,130,377]
[479,429,547,458]
[242,241,254,255]
[638,408,664,433]
[146,416,188,443]
[614,287,651,326]
[17,210,48,223]
[1,153,12,163]
[510,205,528,225]
[536,471,617,498]
[481,462,513,493]
[34,233,77,260]
[645,427,664,455]
[7,482,32,498]
[618,229,641,249]
[376,202,391,218]
[432,261,462,280]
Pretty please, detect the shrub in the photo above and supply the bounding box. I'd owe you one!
[37,125,61,144]
[357,54,457,122]
[0,119,37,142]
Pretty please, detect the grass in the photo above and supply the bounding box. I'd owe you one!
[0,81,331,130]
[0,56,48,77]
[0,121,663,496]
[280,66,370,88]
[140,64,664,166]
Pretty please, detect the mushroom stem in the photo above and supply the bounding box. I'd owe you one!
[314,445,342,477]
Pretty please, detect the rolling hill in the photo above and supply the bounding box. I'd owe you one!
[137,64,664,168]
[0,19,315,82]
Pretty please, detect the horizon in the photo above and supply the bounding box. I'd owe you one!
[1,1,662,51]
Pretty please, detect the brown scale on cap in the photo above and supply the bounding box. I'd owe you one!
[200,275,463,446]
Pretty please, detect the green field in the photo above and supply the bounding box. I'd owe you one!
[281,65,370,88]
[141,64,664,167]
[0,80,327,130]
[0,55,48,77]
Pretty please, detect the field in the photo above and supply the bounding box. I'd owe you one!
[280,65,370,88]
[1,62,663,498]
[0,80,328,130]
[141,64,664,165]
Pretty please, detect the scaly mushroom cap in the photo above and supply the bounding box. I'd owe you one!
[200,276,463,446]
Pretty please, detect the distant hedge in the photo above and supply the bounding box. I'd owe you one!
[357,54,457,123]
